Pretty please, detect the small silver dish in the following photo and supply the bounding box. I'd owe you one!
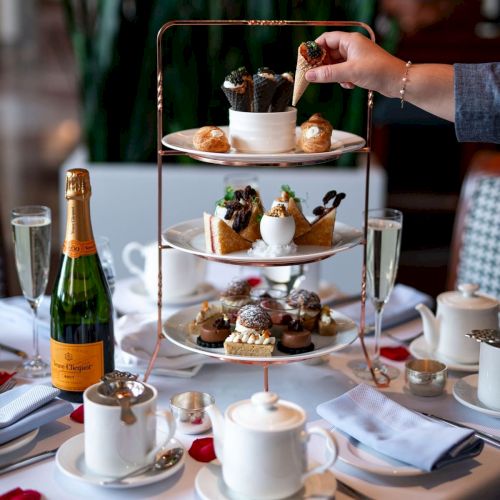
[170,391,214,435]
[405,359,447,397]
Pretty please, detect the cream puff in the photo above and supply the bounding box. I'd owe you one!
[193,126,230,153]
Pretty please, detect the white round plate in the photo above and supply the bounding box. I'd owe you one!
[409,336,479,372]
[334,429,426,477]
[453,374,500,418]
[163,126,365,166]
[55,434,185,488]
[164,302,358,364]
[0,429,39,456]
[163,219,362,266]
[113,277,218,314]
[195,461,337,500]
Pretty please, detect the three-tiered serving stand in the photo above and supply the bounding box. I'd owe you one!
[144,19,389,390]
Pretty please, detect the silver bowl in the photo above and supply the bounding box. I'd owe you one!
[170,391,214,435]
[405,359,447,397]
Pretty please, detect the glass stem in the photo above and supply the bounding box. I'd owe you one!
[372,303,384,364]
[32,303,39,360]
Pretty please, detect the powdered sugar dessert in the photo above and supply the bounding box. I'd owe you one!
[224,304,275,357]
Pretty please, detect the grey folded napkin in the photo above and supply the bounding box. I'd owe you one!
[335,284,433,330]
[0,385,73,445]
[317,384,483,471]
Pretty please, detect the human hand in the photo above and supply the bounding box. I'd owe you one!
[305,31,406,98]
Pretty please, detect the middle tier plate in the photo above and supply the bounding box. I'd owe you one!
[164,303,358,364]
[163,219,362,266]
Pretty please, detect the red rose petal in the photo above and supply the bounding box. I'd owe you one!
[70,404,84,424]
[188,437,216,462]
[0,489,41,500]
[246,277,262,287]
[380,346,410,361]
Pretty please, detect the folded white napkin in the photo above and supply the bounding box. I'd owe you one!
[0,385,73,445]
[115,313,218,373]
[335,284,433,329]
[317,384,483,471]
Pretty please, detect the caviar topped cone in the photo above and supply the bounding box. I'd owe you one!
[271,71,294,112]
[292,41,326,106]
[221,67,252,112]
[253,67,279,112]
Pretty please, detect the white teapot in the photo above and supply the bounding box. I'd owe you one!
[206,391,338,499]
[416,284,499,364]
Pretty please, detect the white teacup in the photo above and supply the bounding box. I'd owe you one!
[229,107,297,153]
[84,382,175,478]
[122,242,206,301]
[478,342,500,410]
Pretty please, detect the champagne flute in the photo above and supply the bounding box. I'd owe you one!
[96,236,116,296]
[11,205,51,377]
[352,208,403,380]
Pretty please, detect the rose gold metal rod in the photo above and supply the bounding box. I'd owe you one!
[264,365,269,392]
[145,18,376,381]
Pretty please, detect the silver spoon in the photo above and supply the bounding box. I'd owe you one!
[100,447,184,485]
[114,388,136,425]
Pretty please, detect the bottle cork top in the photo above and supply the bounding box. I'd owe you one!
[65,169,91,200]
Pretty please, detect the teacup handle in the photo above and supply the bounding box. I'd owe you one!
[122,242,146,278]
[145,410,176,462]
[302,427,338,481]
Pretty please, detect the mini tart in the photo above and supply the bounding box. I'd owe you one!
[224,330,275,357]
[278,320,314,354]
[197,316,231,348]
[318,306,337,336]
[193,126,230,153]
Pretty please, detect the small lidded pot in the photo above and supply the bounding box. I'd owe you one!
[260,204,296,247]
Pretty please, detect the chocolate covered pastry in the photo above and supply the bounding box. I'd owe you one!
[278,318,314,354]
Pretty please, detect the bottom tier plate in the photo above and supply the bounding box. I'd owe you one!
[164,303,358,364]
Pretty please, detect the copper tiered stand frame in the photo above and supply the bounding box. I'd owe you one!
[144,19,389,390]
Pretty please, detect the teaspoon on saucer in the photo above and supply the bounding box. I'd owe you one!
[100,447,184,485]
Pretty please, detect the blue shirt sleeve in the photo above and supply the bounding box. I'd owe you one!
[454,63,500,144]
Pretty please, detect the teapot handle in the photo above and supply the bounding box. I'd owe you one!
[145,410,176,463]
[122,241,146,278]
[302,427,338,481]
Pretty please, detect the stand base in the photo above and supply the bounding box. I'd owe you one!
[348,358,399,382]
[18,357,51,378]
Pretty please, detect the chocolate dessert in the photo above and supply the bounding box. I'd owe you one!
[278,318,314,354]
[287,289,322,331]
[197,315,231,348]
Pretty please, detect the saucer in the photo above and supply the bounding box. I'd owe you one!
[409,336,479,372]
[113,277,217,314]
[195,461,337,500]
[453,374,500,418]
[0,429,39,456]
[55,434,185,488]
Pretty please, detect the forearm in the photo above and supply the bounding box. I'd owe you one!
[385,63,455,122]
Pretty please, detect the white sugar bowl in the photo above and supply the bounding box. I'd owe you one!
[206,392,338,499]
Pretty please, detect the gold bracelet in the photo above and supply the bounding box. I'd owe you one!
[400,60,412,109]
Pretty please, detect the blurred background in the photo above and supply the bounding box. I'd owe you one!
[0,0,499,298]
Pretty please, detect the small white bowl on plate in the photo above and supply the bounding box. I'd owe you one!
[229,107,297,153]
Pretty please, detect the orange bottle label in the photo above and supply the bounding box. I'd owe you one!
[50,338,104,392]
[62,239,97,258]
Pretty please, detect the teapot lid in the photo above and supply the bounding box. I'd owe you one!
[440,284,498,310]
[228,392,305,431]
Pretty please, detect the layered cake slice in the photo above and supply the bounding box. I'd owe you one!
[204,212,252,255]
[224,304,275,357]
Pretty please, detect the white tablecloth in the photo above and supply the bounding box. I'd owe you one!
[0,289,499,499]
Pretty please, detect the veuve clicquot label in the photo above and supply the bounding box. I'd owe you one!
[62,239,97,259]
[50,338,104,392]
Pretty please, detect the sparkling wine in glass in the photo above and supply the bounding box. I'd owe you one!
[352,208,403,380]
[11,205,52,377]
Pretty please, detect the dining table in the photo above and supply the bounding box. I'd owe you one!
[0,263,499,500]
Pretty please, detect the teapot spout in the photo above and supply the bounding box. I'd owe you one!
[206,404,225,462]
[415,303,439,351]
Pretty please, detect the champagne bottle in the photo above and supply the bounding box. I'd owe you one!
[50,168,114,402]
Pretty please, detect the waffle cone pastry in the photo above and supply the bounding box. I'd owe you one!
[271,72,294,112]
[253,68,278,112]
[221,67,252,112]
[299,113,333,153]
[292,41,326,106]
[287,197,311,239]
[204,212,252,255]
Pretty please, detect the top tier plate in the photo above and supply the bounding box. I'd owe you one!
[162,127,366,166]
